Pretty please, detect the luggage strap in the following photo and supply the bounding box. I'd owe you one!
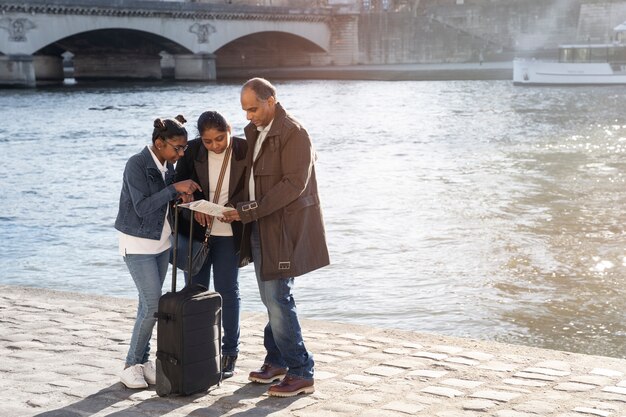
[156,351,179,365]
[153,312,174,321]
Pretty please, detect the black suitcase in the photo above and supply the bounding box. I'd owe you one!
[154,203,222,397]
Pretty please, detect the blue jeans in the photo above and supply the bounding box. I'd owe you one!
[187,235,240,356]
[123,249,169,366]
[250,222,314,379]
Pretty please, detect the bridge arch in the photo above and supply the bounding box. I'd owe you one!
[215,31,328,69]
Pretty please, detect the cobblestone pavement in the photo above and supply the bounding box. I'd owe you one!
[1,285,625,417]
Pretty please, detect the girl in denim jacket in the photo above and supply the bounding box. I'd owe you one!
[114,115,201,389]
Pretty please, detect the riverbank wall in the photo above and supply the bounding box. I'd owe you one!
[217,61,512,81]
[2,284,625,416]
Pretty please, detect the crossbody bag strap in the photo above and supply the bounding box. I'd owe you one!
[203,146,232,242]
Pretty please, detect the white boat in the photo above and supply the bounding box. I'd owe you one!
[513,22,626,85]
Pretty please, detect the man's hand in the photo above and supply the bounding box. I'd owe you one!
[221,209,240,223]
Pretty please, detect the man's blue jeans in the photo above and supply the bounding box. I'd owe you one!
[123,249,169,366]
[250,222,314,379]
[187,235,240,356]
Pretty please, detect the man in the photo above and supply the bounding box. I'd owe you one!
[222,77,330,397]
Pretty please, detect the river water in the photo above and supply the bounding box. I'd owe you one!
[1,79,625,358]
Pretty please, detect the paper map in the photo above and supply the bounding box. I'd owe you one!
[178,200,232,216]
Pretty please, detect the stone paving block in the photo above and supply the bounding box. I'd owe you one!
[503,378,547,388]
[458,351,494,361]
[39,344,82,354]
[321,350,353,358]
[337,333,366,341]
[410,351,448,361]
[315,370,338,380]
[421,385,465,398]
[353,340,383,349]
[8,350,55,360]
[570,375,614,386]
[15,313,49,323]
[491,384,532,394]
[619,380,626,388]
[535,360,572,372]
[381,358,426,369]
[462,399,497,411]
[405,392,443,405]
[367,336,406,345]
[572,407,611,416]
[359,409,408,417]
[444,357,480,366]
[333,344,371,354]
[374,380,417,396]
[83,311,125,321]
[314,353,341,363]
[407,369,449,379]
[49,379,91,389]
[602,386,626,395]
[437,411,481,417]
[432,361,470,372]
[60,323,97,331]
[6,340,47,350]
[329,359,372,370]
[513,371,559,382]
[401,342,424,349]
[470,390,521,402]
[319,401,363,414]
[363,365,405,377]
[318,379,362,394]
[441,378,484,389]
[494,411,538,417]
[0,333,33,343]
[73,372,116,383]
[591,368,624,378]
[286,397,318,412]
[581,400,621,412]
[513,399,559,414]
[61,306,101,316]
[382,400,425,414]
[362,352,394,361]
[72,330,108,339]
[324,338,354,346]
[524,367,571,377]
[383,347,413,355]
[554,382,597,392]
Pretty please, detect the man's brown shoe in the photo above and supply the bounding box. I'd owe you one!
[267,375,314,397]
[248,363,288,384]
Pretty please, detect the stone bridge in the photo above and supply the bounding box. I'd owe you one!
[0,0,359,87]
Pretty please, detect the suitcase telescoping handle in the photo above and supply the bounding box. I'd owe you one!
[171,202,194,293]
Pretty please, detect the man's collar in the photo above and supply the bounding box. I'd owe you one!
[257,119,274,133]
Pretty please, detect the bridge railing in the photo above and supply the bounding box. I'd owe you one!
[1,0,334,18]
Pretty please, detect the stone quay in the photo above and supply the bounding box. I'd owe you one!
[1,285,625,416]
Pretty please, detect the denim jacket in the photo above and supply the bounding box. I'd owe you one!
[114,146,178,240]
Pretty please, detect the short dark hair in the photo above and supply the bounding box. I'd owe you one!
[197,111,230,135]
[152,115,187,144]
[242,77,276,101]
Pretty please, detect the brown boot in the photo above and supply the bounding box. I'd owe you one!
[268,375,314,397]
[248,363,288,384]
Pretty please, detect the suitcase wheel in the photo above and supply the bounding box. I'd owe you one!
[155,358,172,397]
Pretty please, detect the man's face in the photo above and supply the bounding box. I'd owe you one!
[241,88,275,128]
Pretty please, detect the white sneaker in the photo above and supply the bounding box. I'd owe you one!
[142,361,156,385]
[120,364,148,389]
